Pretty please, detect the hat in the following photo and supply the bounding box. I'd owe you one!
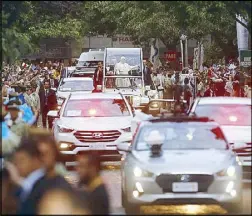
[144,130,165,145]
[6,99,21,110]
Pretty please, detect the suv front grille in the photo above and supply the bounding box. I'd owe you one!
[74,130,121,143]
[156,174,214,193]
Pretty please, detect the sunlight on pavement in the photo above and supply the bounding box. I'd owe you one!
[140,204,227,215]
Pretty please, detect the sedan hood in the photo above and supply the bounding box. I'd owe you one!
[133,149,233,174]
[58,116,132,131]
[221,126,251,143]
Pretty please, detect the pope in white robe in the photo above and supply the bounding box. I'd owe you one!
[114,56,138,87]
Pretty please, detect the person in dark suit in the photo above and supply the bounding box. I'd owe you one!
[39,79,57,128]
[93,65,103,90]
[76,152,110,215]
[5,137,46,215]
[32,128,72,190]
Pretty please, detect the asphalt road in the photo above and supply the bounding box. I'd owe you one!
[65,162,251,215]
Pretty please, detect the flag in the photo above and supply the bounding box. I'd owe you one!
[199,44,204,72]
[150,38,162,71]
[236,15,249,51]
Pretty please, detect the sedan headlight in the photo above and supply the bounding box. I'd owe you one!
[57,125,74,133]
[217,165,236,177]
[122,127,131,132]
[133,167,153,177]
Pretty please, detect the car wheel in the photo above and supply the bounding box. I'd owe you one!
[224,195,243,214]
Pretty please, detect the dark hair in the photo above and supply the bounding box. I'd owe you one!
[43,79,51,86]
[28,128,61,162]
[78,151,101,172]
[184,77,189,85]
[15,136,41,158]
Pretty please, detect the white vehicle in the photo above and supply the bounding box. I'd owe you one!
[103,48,154,108]
[75,49,104,78]
[48,92,133,161]
[60,67,76,80]
[189,97,251,183]
[118,117,243,214]
[56,77,94,105]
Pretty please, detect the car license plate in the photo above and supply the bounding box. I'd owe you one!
[172,182,198,192]
[89,143,106,150]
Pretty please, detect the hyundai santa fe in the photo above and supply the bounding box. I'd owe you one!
[50,92,133,161]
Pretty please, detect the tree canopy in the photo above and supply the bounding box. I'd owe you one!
[2,1,251,62]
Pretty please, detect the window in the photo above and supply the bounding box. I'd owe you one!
[195,104,251,126]
[63,99,130,117]
[136,122,227,151]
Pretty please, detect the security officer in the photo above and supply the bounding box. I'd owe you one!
[5,99,29,137]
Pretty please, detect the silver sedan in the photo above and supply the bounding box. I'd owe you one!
[118,117,243,214]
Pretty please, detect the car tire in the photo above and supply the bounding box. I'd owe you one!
[224,195,243,214]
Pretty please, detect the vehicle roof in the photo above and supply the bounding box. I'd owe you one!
[62,77,93,82]
[197,97,251,105]
[69,92,123,100]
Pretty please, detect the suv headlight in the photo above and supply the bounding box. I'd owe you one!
[134,167,153,177]
[122,127,131,132]
[217,165,236,177]
[57,125,74,133]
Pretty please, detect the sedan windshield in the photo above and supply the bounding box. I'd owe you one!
[59,80,93,92]
[63,99,130,117]
[195,105,251,126]
[136,122,227,151]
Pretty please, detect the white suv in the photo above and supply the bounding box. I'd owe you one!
[51,92,133,161]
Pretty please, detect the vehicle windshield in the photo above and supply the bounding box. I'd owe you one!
[136,122,227,150]
[104,77,143,89]
[195,104,251,126]
[77,61,101,68]
[105,48,142,76]
[59,80,94,92]
[63,99,130,117]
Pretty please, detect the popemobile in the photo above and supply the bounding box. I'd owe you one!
[102,48,158,109]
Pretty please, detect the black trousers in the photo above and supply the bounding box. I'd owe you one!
[42,106,49,128]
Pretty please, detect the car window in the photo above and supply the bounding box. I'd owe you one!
[63,99,130,117]
[195,104,251,126]
[59,80,93,91]
[135,122,227,151]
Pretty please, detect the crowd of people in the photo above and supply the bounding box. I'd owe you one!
[1,60,110,215]
[143,60,251,106]
[1,127,110,215]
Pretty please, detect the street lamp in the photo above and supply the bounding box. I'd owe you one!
[180,34,188,69]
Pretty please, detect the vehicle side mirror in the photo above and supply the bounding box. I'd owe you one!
[117,143,131,152]
[47,110,59,118]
